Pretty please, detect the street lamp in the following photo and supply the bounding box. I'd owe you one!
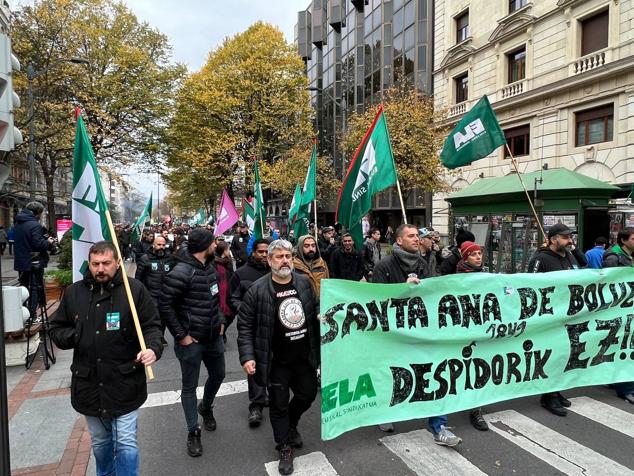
[27,57,89,199]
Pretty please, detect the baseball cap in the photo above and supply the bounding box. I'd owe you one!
[547,223,573,239]
[419,227,433,238]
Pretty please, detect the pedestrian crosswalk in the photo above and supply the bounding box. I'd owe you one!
[259,396,634,475]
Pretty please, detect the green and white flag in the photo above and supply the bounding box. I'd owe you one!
[300,142,317,206]
[130,192,152,244]
[242,199,256,232]
[288,184,302,224]
[336,106,397,247]
[253,160,267,239]
[189,207,206,226]
[71,113,111,282]
[440,95,506,169]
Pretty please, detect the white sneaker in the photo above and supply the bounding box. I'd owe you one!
[433,425,462,447]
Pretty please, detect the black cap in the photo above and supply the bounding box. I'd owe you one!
[187,228,214,253]
[548,223,573,239]
[322,226,334,233]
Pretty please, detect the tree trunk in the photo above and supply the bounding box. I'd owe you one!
[45,172,57,233]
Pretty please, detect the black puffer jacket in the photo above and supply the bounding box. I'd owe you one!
[439,245,461,275]
[231,232,250,267]
[329,246,364,281]
[527,247,587,273]
[228,256,269,321]
[237,273,319,387]
[134,249,174,306]
[49,269,163,417]
[372,253,429,284]
[159,250,223,343]
[13,210,53,271]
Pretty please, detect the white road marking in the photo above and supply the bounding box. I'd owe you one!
[264,451,338,476]
[568,396,634,438]
[381,429,486,475]
[485,409,634,475]
[142,378,248,409]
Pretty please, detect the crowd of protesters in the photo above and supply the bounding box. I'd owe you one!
[49,211,634,476]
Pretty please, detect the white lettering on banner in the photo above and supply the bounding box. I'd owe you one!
[453,118,486,150]
[72,164,105,244]
[352,140,378,202]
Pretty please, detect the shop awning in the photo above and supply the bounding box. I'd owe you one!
[446,168,619,206]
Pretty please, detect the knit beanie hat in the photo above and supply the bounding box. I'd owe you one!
[460,241,481,261]
[456,229,476,247]
[187,228,214,253]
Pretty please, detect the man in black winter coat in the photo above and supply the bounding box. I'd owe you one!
[160,228,226,458]
[439,229,475,275]
[228,238,270,427]
[14,202,56,300]
[527,223,587,417]
[133,231,153,261]
[50,241,162,476]
[371,224,461,447]
[135,235,173,345]
[237,239,319,475]
[230,221,250,268]
[329,232,364,281]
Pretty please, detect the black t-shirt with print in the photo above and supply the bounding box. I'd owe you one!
[271,280,309,364]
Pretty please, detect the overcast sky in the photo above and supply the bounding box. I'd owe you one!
[11,0,304,204]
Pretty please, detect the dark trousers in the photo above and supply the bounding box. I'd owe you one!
[268,358,318,449]
[0,243,6,255]
[174,335,226,432]
[248,374,268,411]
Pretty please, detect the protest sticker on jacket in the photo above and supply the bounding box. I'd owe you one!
[319,267,634,440]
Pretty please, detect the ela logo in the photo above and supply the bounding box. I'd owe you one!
[321,373,376,413]
[453,118,486,150]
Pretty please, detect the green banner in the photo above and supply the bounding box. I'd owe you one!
[320,268,634,440]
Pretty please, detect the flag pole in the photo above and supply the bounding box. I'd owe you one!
[394,178,407,224]
[505,144,547,240]
[104,209,155,380]
[313,200,318,240]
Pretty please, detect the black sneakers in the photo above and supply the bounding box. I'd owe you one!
[197,403,217,431]
[248,406,263,428]
[470,408,489,431]
[278,445,294,475]
[557,392,571,407]
[288,427,303,449]
[540,393,567,416]
[187,427,202,457]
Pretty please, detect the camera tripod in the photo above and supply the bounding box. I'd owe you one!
[24,269,56,370]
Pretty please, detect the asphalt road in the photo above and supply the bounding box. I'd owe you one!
[125,262,634,476]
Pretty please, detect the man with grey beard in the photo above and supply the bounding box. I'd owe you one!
[237,240,320,475]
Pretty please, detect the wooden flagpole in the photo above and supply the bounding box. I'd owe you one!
[313,200,318,240]
[394,178,407,224]
[505,144,547,240]
[104,210,155,380]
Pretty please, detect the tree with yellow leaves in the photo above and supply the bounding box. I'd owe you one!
[165,22,324,210]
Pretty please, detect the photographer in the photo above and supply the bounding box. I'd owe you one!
[14,202,56,304]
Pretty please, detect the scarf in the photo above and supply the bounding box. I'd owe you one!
[456,259,483,273]
[392,247,423,274]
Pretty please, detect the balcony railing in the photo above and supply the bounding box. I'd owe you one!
[449,102,467,117]
[500,79,526,99]
[573,50,607,75]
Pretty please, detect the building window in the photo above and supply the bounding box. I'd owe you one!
[507,47,526,83]
[504,125,530,158]
[581,10,608,56]
[575,104,613,146]
[455,73,468,103]
[456,11,469,44]
[509,0,527,13]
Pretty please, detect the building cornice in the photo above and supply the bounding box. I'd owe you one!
[439,38,475,70]
[488,6,537,44]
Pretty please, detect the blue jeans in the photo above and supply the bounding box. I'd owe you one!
[85,410,139,476]
[428,415,448,434]
[174,335,226,431]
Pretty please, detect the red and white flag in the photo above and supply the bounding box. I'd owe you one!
[214,189,239,236]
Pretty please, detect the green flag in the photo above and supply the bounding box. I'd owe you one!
[130,192,152,244]
[288,184,302,224]
[253,160,267,239]
[440,95,506,169]
[300,142,317,206]
[242,199,255,232]
[336,106,397,247]
[189,207,206,226]
[71,113,112,282]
